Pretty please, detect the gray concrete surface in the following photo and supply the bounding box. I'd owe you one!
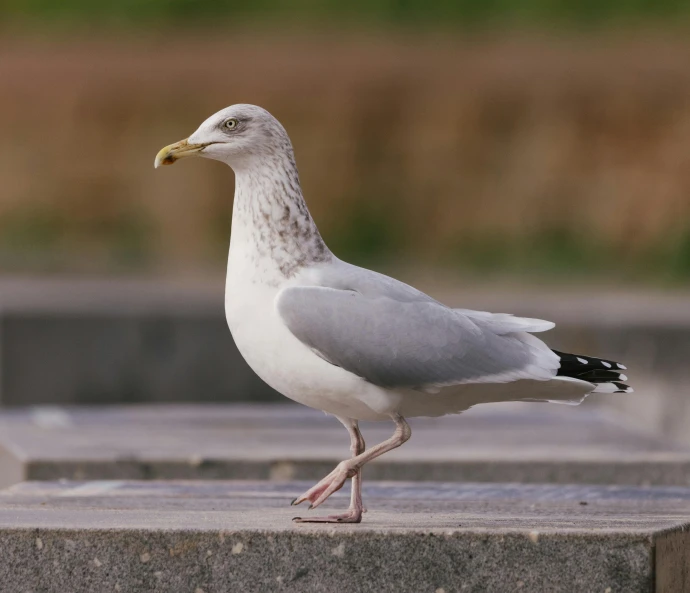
[1,403,689,489]
[0,479,688,592]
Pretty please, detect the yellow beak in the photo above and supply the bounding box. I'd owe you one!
[154,138,207,168]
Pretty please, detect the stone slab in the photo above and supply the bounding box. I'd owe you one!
[0,279,280,406]
[0,479,688,592]
[1,403,689,489]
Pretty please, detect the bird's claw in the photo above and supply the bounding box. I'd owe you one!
[292,508,362,524]
[290,463,353,510]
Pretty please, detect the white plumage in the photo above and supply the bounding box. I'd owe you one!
[155,104,632,523]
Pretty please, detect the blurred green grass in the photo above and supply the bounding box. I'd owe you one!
[3,204,689,284]
[4,0,690,28]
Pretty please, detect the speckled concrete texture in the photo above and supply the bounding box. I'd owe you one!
[0,480,687,592]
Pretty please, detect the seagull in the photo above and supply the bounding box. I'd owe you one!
[155,104,632,523]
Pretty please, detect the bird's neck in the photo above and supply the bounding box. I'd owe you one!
[228,152,332,284]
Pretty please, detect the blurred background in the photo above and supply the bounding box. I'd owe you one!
[1,2,689,440]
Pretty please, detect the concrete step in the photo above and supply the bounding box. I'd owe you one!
[0,278,279,406]
[0,479,687,592]
[1,403,688,489]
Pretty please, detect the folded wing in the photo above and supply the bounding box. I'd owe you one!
[276,286,559,392]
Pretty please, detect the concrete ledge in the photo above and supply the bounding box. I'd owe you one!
[0,480,688,592]
[1,403,689,489]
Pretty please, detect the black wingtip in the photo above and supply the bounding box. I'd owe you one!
[554,350,630,380]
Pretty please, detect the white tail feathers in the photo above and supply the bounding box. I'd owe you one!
[455,309,555,334]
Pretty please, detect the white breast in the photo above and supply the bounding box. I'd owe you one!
[225,250,397,421]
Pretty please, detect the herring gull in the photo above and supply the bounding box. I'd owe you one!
[155,104,632,523]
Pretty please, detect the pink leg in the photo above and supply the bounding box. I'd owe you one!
[292,414,411,523]
[293,417,365,523]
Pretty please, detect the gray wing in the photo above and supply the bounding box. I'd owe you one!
[276,284,558,391]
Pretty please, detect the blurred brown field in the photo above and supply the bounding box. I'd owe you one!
[1,33,690,278]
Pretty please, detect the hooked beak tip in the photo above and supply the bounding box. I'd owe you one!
[154,138,204,169]
[154,144,181,169]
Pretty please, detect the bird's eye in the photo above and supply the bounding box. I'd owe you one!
[224,118,238,130]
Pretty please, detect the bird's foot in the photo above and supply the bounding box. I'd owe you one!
[291,462,355,510]
[292,507,362,524]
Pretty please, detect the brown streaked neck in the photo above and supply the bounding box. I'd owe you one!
[229,151,332,282]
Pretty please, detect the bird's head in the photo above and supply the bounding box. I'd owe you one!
[154,104,292,170]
